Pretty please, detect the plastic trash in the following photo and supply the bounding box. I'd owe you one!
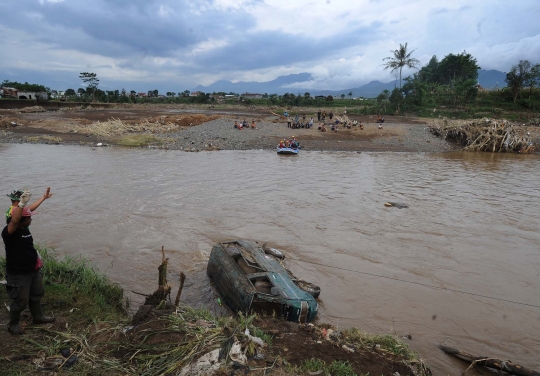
[244,328,265,347]
[229,341,247,364]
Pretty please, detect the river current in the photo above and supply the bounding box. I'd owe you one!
[1,144,539,373]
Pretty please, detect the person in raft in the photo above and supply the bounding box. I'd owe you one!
[6,187,53,220]
[2,187,55,335]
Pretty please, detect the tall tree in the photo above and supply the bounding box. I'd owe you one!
[78,72,99,101]
[436,51,480,85]
[505,60,532,103]
[524,62,540,97]
[382,43,420,89]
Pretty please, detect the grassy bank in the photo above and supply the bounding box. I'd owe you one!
[1,246,429,375]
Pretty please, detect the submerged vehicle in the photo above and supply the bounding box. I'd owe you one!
[207,239,319,323]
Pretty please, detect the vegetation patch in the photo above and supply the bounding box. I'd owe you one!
[26,135,63,144]
[117,134,173,147]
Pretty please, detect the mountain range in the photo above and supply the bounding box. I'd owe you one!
[192,70,507,98]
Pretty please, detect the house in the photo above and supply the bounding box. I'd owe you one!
[474,83,487,92]
[190,91,204,97]
[137,92,147,97]
[16,91,48,100]
[242,93,262,99]
[0,87,19,99]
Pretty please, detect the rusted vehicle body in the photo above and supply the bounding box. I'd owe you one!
[207,240,318,323]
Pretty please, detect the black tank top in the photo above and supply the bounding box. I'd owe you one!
[2,226,38,274]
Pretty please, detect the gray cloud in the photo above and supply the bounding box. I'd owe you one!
[1,0,539,92]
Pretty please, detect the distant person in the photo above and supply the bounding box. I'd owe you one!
[317,110,321,121]
[378,123,383,129]
[329,111,333,120]
[251,120,256,129]
[322,111,326,120]
[287,116,292,128]
[234,120,239,129]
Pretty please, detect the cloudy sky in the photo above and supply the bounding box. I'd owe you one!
[1,0,539,92]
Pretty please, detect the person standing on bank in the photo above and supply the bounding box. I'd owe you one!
[2,187,55,335]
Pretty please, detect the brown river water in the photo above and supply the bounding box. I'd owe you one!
[1,144,539,373]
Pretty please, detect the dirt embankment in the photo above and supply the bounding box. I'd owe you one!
[0,104,458,152]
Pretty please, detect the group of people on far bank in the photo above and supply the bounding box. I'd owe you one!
[234,119,256,129]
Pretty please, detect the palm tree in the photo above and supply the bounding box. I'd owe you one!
[382,43,420,89]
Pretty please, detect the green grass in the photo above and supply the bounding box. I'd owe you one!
[342,327,416,360]
[117,134,171,147]
[328,360,357,376]
[303,357,326,372]
[296,358,365,376]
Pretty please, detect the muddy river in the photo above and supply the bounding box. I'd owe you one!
[1,144,539,373]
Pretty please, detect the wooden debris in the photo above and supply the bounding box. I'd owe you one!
[144,246,172,306]
[174,272,186,308]
[429,118,535,153]
[440,345,540,376]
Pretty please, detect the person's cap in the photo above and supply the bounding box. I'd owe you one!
[7,190,24,201]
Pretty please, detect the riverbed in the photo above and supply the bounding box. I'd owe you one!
[1,143,539,373]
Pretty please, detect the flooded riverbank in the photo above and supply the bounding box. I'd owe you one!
[1,144,539,373]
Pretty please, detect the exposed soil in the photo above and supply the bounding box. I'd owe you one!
[0,296,424,376]
[0,104,459,152]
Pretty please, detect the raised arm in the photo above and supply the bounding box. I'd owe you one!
[28,187,52,212]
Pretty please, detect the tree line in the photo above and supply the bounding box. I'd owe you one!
[378,43,540,115]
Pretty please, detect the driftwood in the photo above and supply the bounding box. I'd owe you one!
[429,118,535,153]
[440,345,540,376]
[270,111,286,119]
[144,246,172,306]
[174,272,186,308]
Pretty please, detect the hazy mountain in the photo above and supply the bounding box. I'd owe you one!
[192,73,312,94]
[477,69,507,89]
[192,69,506,97]
[311,81,396,99]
